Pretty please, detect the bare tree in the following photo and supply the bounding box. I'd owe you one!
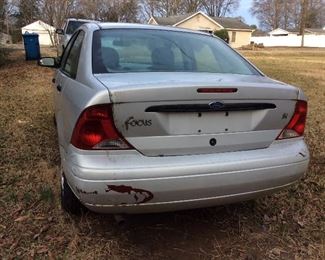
[13,0,41,27]
[250,0,283,30]
[115,0,139,22]
[74,0,109,20]
[251,0,324,30]
[183,0,203,13]
[140,0,159,20]
[300,0,308,46]
[140,0,188,20]
[73,0,138,22]
[142,0,239,18]
[0,0,7,32]
[40,0,76,28]
[287,0,303,29]
[202,0,239,17]
[305,0,324,28]
[156,0,186,16]
[273,0,281,28]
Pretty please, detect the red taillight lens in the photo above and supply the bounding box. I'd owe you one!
[71,104,132,150]
[277,100,307,140]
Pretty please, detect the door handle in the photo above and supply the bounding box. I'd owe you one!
[56,85,62,92]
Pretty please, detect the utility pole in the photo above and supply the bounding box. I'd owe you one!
[284,0,288,30]
[300,0,308,47]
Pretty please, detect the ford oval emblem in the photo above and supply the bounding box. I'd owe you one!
[209,101,225,110]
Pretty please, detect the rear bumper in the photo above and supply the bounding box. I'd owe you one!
[61,139,309,214]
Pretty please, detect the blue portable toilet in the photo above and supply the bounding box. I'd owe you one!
[22,33,41,60]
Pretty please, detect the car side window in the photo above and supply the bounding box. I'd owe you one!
[60,31,79,67]
[62,31,85,79]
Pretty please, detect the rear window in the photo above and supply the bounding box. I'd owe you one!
[92,29,259,75]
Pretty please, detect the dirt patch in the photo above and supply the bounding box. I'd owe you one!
[0,47,324,259]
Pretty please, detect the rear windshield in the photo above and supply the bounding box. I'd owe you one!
[92,29,259,75]
[66,21,87,35]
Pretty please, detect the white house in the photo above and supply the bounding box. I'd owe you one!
[0,31,12,44]
[148,11,253,48]
[268,28,298,36]
[21,20,56,46]
[251,27,325,47]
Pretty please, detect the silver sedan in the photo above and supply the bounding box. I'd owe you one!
[39,23,309,214]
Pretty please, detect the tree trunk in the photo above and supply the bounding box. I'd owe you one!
[300,0,308,47]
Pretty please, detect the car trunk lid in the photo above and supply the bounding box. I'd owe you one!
[95,72,299,156]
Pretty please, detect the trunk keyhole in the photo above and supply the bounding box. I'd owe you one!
[209,138,217,146]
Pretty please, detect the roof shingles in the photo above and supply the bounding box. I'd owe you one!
[153,14,194,26]
[152,12,252,30]
[212,17,251,30]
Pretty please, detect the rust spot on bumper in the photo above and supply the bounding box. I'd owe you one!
[105,185,154,204]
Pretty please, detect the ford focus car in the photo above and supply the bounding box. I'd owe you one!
[39,23,309,214]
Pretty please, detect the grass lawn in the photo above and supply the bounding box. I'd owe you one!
[0,47,324,259]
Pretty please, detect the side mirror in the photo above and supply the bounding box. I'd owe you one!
[56,28,64,35]
[38,57,58,68]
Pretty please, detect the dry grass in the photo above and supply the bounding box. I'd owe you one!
[0,47,324,259]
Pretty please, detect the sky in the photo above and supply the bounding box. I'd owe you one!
[234,0,259,26]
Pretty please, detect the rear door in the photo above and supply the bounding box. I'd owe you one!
[55,30,85,147]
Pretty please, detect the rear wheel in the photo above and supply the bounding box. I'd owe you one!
[53,114,57,126]
[61,174,85,215]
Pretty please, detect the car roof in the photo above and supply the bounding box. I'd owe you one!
[84,22,211,36]
[67,18,97,22]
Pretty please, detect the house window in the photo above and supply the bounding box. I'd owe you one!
[231,31,236,42]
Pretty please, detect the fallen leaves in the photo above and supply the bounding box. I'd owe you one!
[36,245,48,254]
[14,215,29,222]
[33,224,50,240]
[0,47,324,259]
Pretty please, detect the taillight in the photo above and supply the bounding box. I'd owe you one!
[71,104,132,150]
[277,100,307,140]
[197,88,238,93]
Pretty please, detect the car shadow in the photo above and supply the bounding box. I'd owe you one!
[81,200,264,258]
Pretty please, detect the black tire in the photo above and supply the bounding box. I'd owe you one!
[53,114,57,126]
[61,174,85,215]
